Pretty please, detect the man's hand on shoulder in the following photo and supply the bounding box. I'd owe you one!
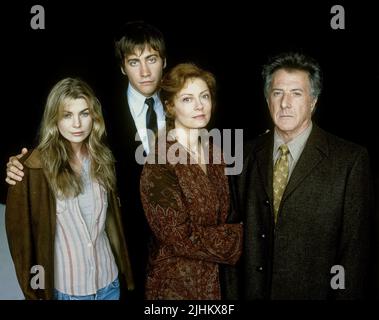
[5,148,28,185]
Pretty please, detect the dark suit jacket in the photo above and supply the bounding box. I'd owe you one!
[371,160,379,298]
[104,80,151,300]
[231,125,372,299]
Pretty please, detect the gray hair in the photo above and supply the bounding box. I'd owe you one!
[262,52,322,99]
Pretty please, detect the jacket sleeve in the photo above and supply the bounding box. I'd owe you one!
[335,147,372,299]
[5,168,37,300]
[140,163,243,265]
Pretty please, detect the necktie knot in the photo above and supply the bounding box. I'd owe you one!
[279,144,289,156]
[145,97,155,110]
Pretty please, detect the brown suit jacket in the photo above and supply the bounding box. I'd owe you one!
[231,125,372,299]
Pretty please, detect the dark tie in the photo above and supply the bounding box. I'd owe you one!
[145,97,157,148]
[145,97,157,134]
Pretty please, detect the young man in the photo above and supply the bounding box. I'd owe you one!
[5,21,167,300]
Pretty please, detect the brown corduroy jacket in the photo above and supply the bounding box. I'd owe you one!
[5,149,134,299]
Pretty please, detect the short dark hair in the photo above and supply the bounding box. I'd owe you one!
[114,21,166,70]
[262,52,322,99]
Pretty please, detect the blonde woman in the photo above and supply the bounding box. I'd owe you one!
[5,78,133,300]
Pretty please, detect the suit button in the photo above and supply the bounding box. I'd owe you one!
[264,200,270,207]
[261,234,266,239]
[257,266,264,272]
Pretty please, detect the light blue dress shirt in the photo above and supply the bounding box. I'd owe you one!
[127,84,165,154]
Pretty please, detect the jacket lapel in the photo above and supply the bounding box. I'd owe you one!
[120,90,140,149]
[281,125,329,202]
[112,86,147,167]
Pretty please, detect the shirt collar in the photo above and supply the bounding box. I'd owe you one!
[127,83,159,118]
[273,122,313,160]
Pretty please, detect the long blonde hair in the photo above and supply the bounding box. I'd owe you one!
[37,78,116,198]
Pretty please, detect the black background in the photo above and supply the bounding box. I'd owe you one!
[1,1,378,199]
[0,0,378,305]
[1,1,378,201]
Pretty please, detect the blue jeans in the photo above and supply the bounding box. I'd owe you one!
[54,278,120,300]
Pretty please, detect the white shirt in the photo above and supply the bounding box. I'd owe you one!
[127,84,165,154]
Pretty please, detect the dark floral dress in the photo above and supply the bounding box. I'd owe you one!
[140,141,243,299]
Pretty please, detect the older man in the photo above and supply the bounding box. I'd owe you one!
[233,52,372,299]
